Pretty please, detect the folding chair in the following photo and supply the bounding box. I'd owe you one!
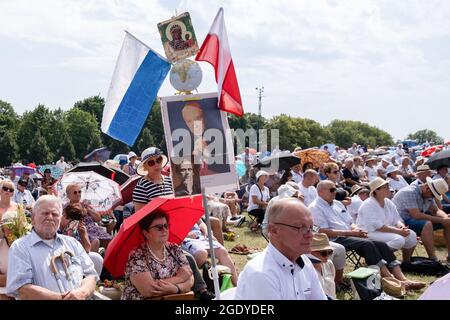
[346,249,363,270]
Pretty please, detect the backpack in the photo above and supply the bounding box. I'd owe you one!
[346,267,382,300]
[400,256,450,276]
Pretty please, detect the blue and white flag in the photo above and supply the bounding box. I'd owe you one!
[101,31,171,146]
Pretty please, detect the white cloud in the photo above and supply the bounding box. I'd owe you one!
[0,0,449,141]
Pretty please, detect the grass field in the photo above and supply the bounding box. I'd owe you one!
[223,212,448,300]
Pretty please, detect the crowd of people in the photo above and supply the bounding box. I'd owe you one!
[0,141,449,300]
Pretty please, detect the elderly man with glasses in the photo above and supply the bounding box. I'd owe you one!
[235,198,327,300]
[13,178,35,215]
[309,180,424,289]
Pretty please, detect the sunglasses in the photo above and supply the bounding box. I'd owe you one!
[331,171,339,174]
[73,190,82,194]
[146,157,163,167]
[2,186,14,193]
[150,223,170,231]
[19,183,28,187]
[329,188,337,193]
[318,250,333,258]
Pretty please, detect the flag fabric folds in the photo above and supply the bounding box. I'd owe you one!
[195,8,244,117]
[101,31,171,146]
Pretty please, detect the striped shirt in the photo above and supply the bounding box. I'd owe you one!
[133,176,173,204]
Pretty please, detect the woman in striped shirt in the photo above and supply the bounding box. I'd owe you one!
[133,147,173,212]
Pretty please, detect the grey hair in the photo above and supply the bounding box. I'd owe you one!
[317,180,335,192]
[303,169,318,178]
[267,197,303,223]
[32,195,63,216]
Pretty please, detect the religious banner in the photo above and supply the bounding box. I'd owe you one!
[157,12,199,63]
[161,92,238,195]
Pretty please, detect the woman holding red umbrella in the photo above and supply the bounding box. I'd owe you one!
[121,210,193,300]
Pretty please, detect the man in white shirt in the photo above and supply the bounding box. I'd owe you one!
[290,163,303,184]
[299,169,319,207]
[55,156,69,172]
[235,198,326,300]
[13,178,35,213]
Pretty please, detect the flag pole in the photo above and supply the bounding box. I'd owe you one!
[201,187,221,300]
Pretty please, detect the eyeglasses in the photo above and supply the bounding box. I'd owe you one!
[18,183,28,187]
[329,188,337,193]
[73,190,82,194]
[273,222,314,234]
[150,223,170,231]
[318,250,333,258]
[2,186,14,193]
[146,157,163,167]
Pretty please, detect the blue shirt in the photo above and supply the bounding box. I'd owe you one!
[6,230,98,298]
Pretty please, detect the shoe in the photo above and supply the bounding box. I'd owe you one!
[236,216,246,227]
[199,290,215,300]
[404,280,426,290]
[229,216,239,221]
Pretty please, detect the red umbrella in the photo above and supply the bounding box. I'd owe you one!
[421,145,443,157]
[103,195,205,278]
[119,175,141,205]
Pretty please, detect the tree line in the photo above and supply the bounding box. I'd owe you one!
[1,95,440,167]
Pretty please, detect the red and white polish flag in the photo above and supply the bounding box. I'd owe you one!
[195,8,244,117]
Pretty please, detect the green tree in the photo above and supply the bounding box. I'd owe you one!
[136,128,154,154]
[0,129,19,166]
[57,132,76,162]
[134,101,166,153]
[0,100,19,165]
[326,120,393,148]
[17,105,61,162]
[28,130,53,164]
[407,129,444,145]
[65,108,102,160]
[74,95,105,126]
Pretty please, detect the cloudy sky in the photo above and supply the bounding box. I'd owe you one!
[1,0,449,142]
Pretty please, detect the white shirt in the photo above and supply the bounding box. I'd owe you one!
[291,170,303,184]
[356,197,402,232]
[247,184,270,212]
[299,184,318,207]
[346,195,363,222]
[235,243,327,300]
[364,166,378,182]
[387,176,409,192]
[309,197,353,238]
[55,160,68,171]
[13,190,35,207]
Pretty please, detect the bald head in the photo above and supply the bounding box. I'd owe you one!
[267,198,314,261]
[268,197,307,224]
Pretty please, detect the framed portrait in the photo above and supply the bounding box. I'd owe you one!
[157,12,199,63]
[161,92,239,195]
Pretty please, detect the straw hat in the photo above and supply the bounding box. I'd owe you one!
[136,147,168,176]
[311,233,334,252]
[369,177,389,197]
[349,184,363,197]
[381,277,406,298]
[277,183,297,198]
[416,164,431,173]
[426,177,449,201]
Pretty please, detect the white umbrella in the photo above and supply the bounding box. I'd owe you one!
[53,171,122,214]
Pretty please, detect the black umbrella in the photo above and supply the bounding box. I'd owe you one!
[254,152,301,172]
[66,162,130,186]
[426,149,450,170]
